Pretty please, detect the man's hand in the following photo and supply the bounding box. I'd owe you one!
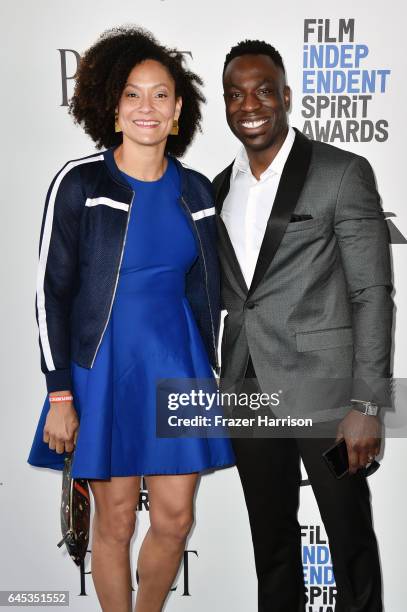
[336,409,381,475]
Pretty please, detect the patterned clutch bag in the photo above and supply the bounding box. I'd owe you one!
[56,450,91,566]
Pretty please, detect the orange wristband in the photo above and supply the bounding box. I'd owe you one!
[49,395,74,403]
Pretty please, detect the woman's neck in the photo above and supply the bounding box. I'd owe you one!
[114,139,167,181]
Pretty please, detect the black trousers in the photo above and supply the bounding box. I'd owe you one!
[231,355,382,612]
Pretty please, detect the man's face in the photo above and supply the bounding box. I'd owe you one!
[223,54,291,152]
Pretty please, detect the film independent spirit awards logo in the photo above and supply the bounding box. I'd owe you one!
[300,17,406,246]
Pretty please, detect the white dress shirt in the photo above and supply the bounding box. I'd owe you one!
[221,126,296,288]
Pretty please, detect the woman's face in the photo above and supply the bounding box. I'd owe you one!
[116,59,182,149]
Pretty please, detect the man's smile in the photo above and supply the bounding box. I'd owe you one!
[238,118,270,129]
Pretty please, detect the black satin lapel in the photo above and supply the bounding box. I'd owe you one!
[216,215,249,294]
[248,130,313,297]
[213,162,248,295]
[213,162,233,214]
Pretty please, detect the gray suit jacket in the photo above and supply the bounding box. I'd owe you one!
[213,129,393,421]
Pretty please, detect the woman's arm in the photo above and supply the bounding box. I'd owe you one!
[36,162,84,393]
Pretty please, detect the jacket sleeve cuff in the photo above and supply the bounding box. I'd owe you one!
[351,377,393,412]
[45,369,73,393]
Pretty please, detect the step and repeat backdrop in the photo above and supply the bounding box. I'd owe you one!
[2,1,406,610]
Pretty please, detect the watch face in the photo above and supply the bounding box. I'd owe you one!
[363,403,378,416]
[352,400,378,416]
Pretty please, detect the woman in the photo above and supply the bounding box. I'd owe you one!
[28,26,234,612]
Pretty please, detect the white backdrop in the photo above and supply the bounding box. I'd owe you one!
[1,1,406,610]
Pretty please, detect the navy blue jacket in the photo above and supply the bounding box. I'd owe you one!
[36,148,220,393]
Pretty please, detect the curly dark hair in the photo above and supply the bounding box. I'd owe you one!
[69,25,205,157]
[223,39,285,76]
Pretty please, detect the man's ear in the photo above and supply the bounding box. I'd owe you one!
[284,86,291,111]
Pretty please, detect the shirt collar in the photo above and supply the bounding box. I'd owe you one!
[232,125,296,181]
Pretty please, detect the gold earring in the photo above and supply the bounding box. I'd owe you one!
[170,119,179,135]
[114,112,122,133]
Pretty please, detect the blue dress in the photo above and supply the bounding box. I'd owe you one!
[28,157,235,479]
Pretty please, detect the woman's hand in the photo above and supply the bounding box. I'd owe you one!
[43,391,80,454]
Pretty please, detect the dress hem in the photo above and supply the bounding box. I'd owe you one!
[27,458,236,479]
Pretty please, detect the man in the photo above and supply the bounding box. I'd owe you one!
[213,39,393,611]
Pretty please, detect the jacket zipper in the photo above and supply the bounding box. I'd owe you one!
[90,192,135,368]
[180,195,220,375]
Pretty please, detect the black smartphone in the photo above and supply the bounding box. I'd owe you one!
[322,439,381,479]
[322,439,349,479]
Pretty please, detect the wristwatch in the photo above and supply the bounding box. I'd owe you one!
[350,399,379,416]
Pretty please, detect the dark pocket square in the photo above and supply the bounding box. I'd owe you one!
[289,214,313,222]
